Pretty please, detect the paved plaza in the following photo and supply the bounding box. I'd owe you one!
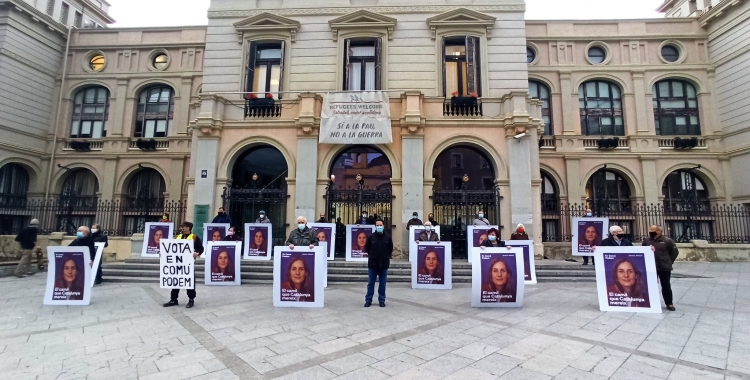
[1,262,749,380]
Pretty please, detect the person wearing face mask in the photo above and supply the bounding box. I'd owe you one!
[161,213,170,223]
[406,211,423,231]
[90,224,108,284]
[164,222,203,309]
[599,226,632,247]
[417,221,440,242]
[367,209,378,225]
[68,226,97,275]
[642,225,679,311]
[427,213,439,228]
[212,207,232,224]
[285,216,319,250]
[255,210,271,224]
[223,226,243,253]
[364,219,392,307]
[358,211,369,225]
[479,228,513,250]
[473,211,490,226]
[510,224,529,240]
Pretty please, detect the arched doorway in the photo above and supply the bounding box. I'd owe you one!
[662,169,712,241]
[0,163,30,234]
[326,146,393,255]
[58,168,99,234]
[225,145,289,246]
[431,145,500,258]
[540,171,560,242]
[585,168,635,239]
[123,168,167,235]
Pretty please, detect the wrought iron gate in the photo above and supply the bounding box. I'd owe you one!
[432,185,502,259]
[325,183,393,257]
[223,186,288,247]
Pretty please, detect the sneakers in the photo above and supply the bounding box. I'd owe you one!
[364,301,372,307]
[379,302,386,307]
[163,300,178,307]
[186,299,195,308]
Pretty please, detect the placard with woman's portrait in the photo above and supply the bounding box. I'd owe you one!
[466,225,498,263]
[205,241,242,286]
[505,240,537,284]
[471,247,525,308]
[412,242,452,290]
[308,223,336,261]
[244,224,273,260]
[203,223,230,246]
[44,247,92,306]
[346,225,374,262]
[273,246,325,308]
[142,222,174,257]
[594,246,661,313]
[572,217,609,256]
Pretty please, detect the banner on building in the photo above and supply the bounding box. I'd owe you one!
[319,92,392,144]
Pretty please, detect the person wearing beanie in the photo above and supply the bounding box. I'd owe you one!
[15,219,40,278]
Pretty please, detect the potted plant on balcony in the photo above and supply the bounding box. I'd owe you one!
[450,91,478,107]
[245,92,275,108]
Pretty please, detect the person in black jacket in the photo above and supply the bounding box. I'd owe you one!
[211,207,232,224]
[90,224,108,284]
[417,221,440,242]
[14,218,40,278]
[163,222,204,309]
[69,226,97,272]
[599,226,633,247]
[364,219,392,308]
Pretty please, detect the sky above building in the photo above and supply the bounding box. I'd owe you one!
[108,0,662,28]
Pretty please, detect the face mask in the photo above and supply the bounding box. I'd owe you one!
[91,229,98,234]
[586,213,593,217]
[478,214,484,219]
[376,226,384,233]
[76,232,84,239]
[413,216,418,220]
[649,231,657,239]
[517,228,524,233]
[227,231,234,236]
[362,214,367,218]
[488,235,496,242]
[260,215,265,219]
[425,226,432,231]
[298,224,305,230]
[162,216,168,220]
[219,212,224,215]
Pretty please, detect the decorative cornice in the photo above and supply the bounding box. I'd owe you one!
[209,5,524,18]
[1,0,67,35]
[328,10,397,41]
[700,0,747,27]
[233,12,301,42]
[426,8,497,39]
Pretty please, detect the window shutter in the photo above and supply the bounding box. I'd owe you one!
[375,37,383,91]
[466,36,480,96]
[441,37,447,97]
[343,39,351,91]
[279,40,285,99]
[245,41,257,94]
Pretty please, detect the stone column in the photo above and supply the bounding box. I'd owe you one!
[640,158,659,205]
[100,158,118,201]
[507,134,535,238]
[559,72,577,135]
[402,135,424,254]
[632,71,650,135]
[295,136,318,222]
[565,157,584,204]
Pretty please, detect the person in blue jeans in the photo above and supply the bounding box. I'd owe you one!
[364,219,392,307]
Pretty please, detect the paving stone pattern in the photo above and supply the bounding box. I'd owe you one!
[0,262,749,379]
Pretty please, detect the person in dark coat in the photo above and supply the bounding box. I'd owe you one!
[15,218,40,278]
[69,226,97,272]
[427,213,439,229]
[479,228,511,248]
[286,216,319,249]
[90,224,108,284]
[211,207,232,224]
[417,221,440,242]
[163,222,203,309]
[600,226,633,247]
[406,211,423,231]
[364,219,392,308]
[643,225,679,311]
[509,224,530,240]
[317,213,327,223]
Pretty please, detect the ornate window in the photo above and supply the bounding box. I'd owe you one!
[653,80,700,135]
[0,164,29,207]
[587,46,606,64]
[344,38,381,91]
[662,170,709,211]
[125,169,166,209]
[579,80,624,136]
[586,169,631,212]
[246,42,284,99]
[529,80,553,135]
[134,86,174,138]
[443,36,481,97]
[58,169,98,234]
[71,87,109,139]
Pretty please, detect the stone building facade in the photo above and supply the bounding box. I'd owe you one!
[1,0,750,257]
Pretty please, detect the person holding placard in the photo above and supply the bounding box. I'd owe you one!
[364,219,392,307]
[479,228,512,249]
[643,225,679,311]
[91,224,108,284]
[69,226,96,269]
[600,226,632,247]
[163,222,203,309]
[286,216,318,249]
[417,221,440,242]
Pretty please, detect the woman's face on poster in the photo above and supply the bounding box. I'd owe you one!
[154,229,163,243]
[425,252,438,272]
[585,226,597,242]
[212,230,222,241]
[63,259,77,283]
[357,232,367,247]
[217,251,229,270]
[479,234,488,245]
[317,231,327,242]
[290,259,306,286]
[616,261,636,287]
[254,230,264,246]
[491,261,508,288]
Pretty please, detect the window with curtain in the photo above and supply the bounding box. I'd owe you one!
[586,170,631,212]
[0,164,29,207]
[653,80,700,135]
[344,38,381,91]
[579,80,624,136]
[60,169,99,207]
[529,80,553,135]
[246,42,284,99]
[443,36,481,97]
[70,87,109,139]
[134,86,174,138]
[125,169,166,210]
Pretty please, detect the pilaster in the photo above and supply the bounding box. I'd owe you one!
[295,136,318,222]
[110,79,128,137]
[640,158,659,204]
[559,72,577,135]
[565,156,584,204]
[632,71,650,135]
